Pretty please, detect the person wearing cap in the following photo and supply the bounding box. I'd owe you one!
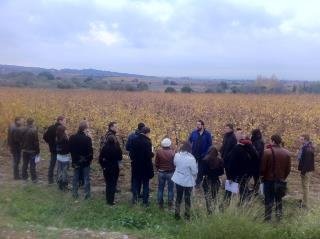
[43,115,67,184]
[155,138,175,209]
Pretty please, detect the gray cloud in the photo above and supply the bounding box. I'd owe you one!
[0,0,319,80]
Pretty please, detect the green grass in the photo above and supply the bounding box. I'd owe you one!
[1,184,320,239]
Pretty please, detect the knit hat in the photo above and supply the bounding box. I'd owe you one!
[161,138,172,148]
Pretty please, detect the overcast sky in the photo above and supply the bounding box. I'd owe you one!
[0,0,319,80]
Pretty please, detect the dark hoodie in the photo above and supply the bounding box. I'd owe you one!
[227,139,259,181]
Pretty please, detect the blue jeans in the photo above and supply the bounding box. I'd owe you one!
[72,166,90,199]
[157,172,174,205]
[57,161,69,191]
[132,177,150,205]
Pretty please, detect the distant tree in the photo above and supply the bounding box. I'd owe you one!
[84,77,93,83]
[181,85,193,93]
[217,81,228,92]
[38,71,55,81]
[165,87,176,93]
[137,82,149,91]
[170,81,178,86]
[205,88,215,93]
[163,79,170,85]
[231,86,240,94]
[125,84,136,92]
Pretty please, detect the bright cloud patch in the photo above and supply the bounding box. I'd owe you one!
[79,22,123,46]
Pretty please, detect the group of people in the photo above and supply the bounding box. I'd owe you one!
[7,116,315,221]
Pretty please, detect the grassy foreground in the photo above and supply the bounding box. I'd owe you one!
[0,183,320,239]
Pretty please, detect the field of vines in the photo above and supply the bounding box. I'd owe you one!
[1,87,320,150]
[0,87,320,195]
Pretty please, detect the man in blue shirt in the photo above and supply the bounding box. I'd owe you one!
[189,120,213,186]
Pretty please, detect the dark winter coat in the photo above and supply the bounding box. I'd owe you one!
[21,126,40,155]
[100,129,117,152]
[131,134,154,180]
[126,130,139,158]
[7,123,24,151]
[69,131,93,168]
[220,132,237,159]
[43,123,62,153]
[56,138,70,155]
[227,141,259,181]
[298,142,315,175]
[99,142,123,174]
[252,138,265,178]
[188,129,213,160]
[203,146,224,180]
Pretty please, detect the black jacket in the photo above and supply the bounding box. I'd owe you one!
[99,129,117,152]
[7,123,24,151]
[56,138,70,155]
[298,143,315,175]
[131,134,154,180]
[227,142,259,181]
[69,131,93,168]
[99,143,123,173]
[220,132,237,159]
[252,139,265,177]
[43,123,62,153]
[21,126,40,155]
[220,132,237,177]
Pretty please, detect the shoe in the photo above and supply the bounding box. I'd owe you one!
[175,213,181,220]
[107,202,115,206]
[168,202,173,210]
[159,203,164,210]
[116,189,121,193]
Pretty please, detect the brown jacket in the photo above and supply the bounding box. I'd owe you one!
[260,145,291,181]
[155,148,175,172]
[21,126,40,155]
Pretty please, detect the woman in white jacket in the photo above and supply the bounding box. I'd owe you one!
[172,141,198,220]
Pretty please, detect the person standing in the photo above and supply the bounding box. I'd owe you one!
[55,125,70,191]
[220,124,237,200]
[188,120,212,186]
[21,118,40,183]
[261,135,291,221]
[100,122,119,151]
[7,117,25,180]
[155,138,175,209]
[297,134,315,209]
[227,130,259,204]
[131,127,154,206]
[251,129,265,193]
[126,123,145,198]
[69,120,93,200]
[43,116,66,184]
[202,146,224,214]
[172,142,198,220]
[99,135,123,205]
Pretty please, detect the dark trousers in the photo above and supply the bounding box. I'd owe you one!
[11,149,21,179]
[203,177,220,214]
[72,166,91,199]
[239,176,251,204]
[132,176,150,205]
[264,180,283,221]
[103,169,119,205]
[48,153,57,183]
[175,184,192,219]
[22,152,37,181]
[196,159,205,186]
